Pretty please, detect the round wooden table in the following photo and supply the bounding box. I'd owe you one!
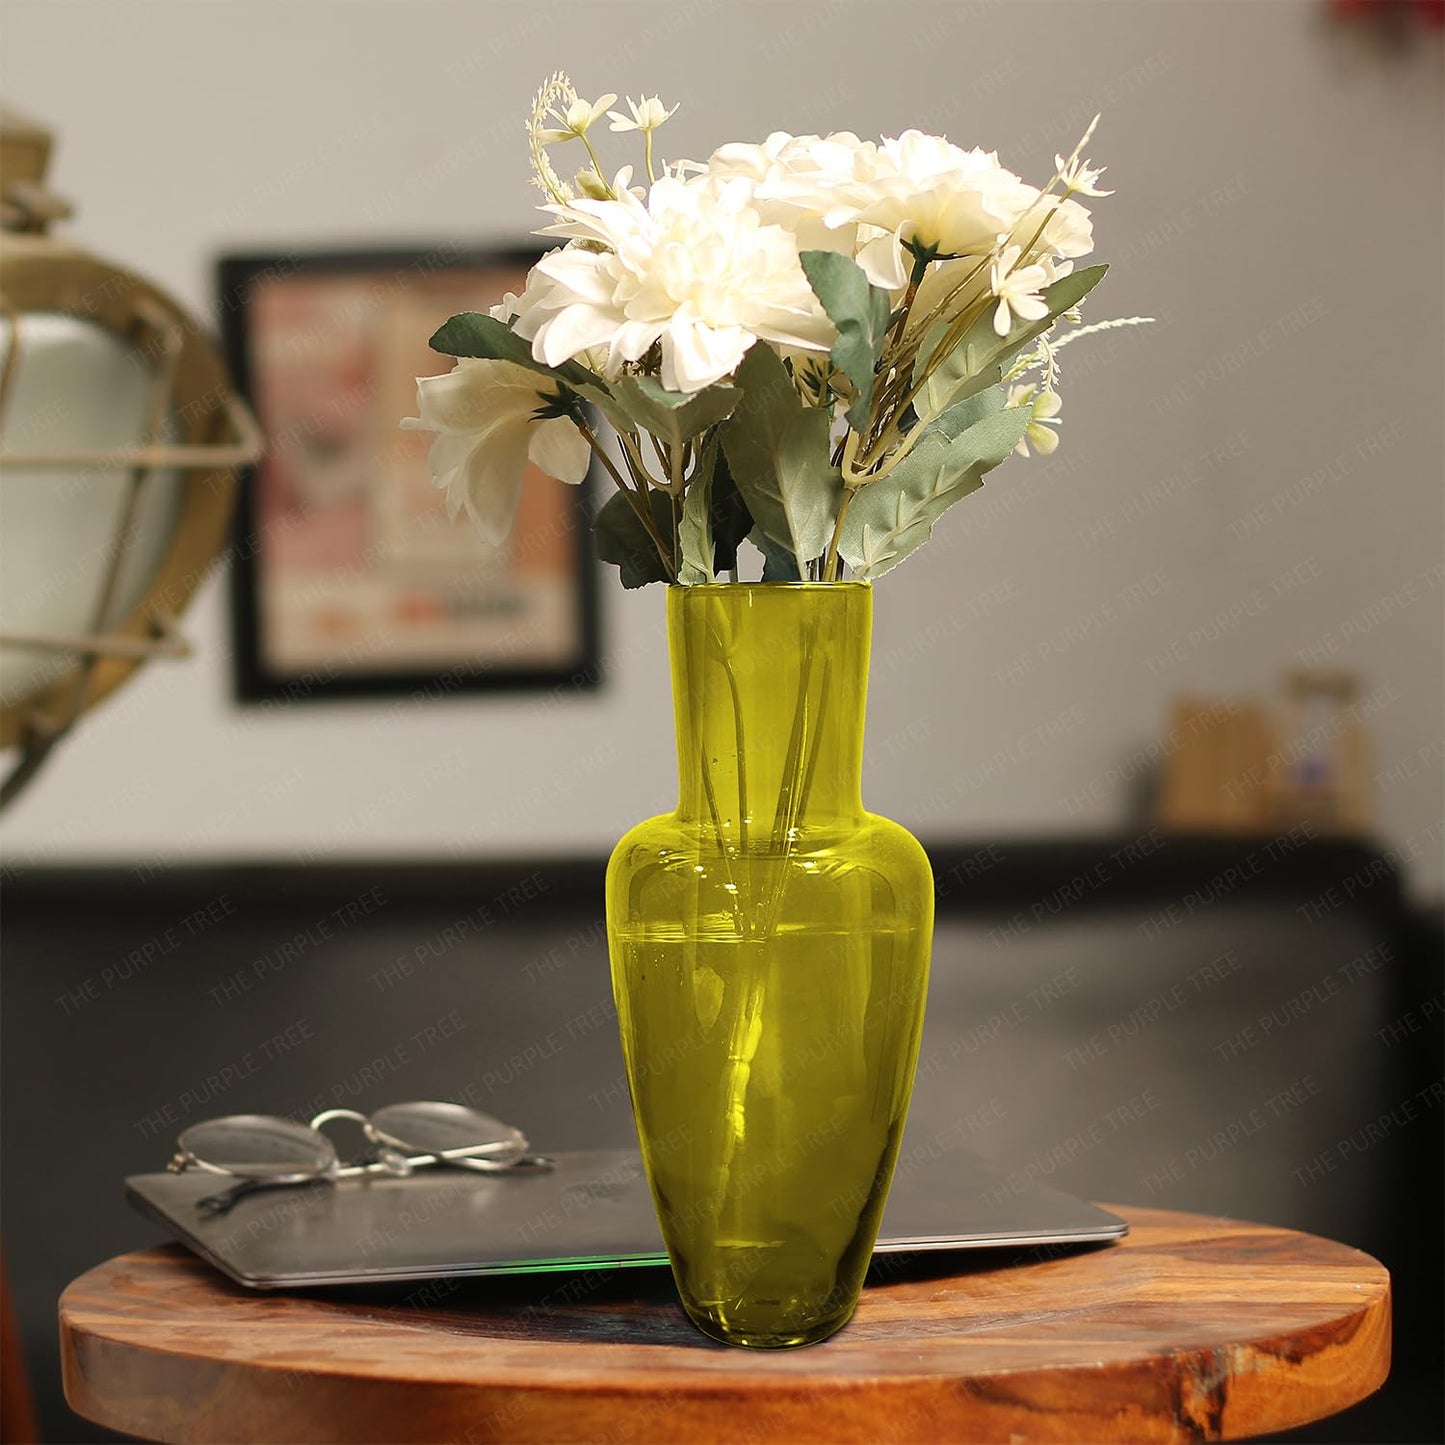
[60,1205,1389,1444]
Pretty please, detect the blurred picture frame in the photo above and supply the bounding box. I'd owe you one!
[218,245,600,705]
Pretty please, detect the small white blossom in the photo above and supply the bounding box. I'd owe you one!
[990,245,1051,337]
[1055,153,1112,197]
[538,91,618,144]
[1007,383,1062,456]
[607,95,679,133]
[401,359,589,545]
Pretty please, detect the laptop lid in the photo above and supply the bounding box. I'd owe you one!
[126,1147,1127,1290]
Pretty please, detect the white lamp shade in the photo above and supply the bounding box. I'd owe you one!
[0,312,182,708]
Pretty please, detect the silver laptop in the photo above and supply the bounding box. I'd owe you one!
[126,1147,1127,1289]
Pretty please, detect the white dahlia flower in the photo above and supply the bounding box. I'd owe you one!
[705,131,909,291]
[521,173,834,392]
[841,130,1039,259]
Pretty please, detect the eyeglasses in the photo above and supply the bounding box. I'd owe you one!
[168,1101,552,1214]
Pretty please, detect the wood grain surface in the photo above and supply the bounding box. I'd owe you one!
[60,1205,1389,1444]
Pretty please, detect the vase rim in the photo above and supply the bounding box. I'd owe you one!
[667,581,871,593]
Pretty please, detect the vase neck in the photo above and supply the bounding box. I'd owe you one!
[667,584,872,838]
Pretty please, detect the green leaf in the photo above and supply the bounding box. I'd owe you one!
[594,489,674,589]
[676,435,726,585]
[931,383,1005,440]
[678,477,714,585]
[574,381,637,438]
[800,250,892,432]
[750,527,803,582]
[428,312,597,392]
[915,264,1108,417]
[609,375,741,448]
[720,344,842,575]
[708,450,753,574]
[837,405,1031,580]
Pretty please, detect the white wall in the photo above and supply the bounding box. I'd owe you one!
[2,0,1442,895]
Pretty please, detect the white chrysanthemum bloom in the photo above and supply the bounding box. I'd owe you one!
[706,131,909,291]
[840,131,1038,260]
[523,173,834,392]
[1007,383,1062,456]
[401,359,589,544]
[1009,193,1095,262]
[608,96,679,133]
[491,282,611,376]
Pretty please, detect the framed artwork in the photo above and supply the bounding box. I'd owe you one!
[218,245,600,704]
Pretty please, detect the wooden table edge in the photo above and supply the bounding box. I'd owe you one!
[58,1204,1393,1444]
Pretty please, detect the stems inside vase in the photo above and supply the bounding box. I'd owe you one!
[712,611,832,1230]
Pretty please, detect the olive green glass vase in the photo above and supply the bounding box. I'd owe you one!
[606,582,934,1348]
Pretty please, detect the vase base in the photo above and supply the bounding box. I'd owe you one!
[683,1303,854,1350]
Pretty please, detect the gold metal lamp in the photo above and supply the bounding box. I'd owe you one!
[0,107,262,807]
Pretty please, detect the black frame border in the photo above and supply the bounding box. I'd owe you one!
[217,244,602,707]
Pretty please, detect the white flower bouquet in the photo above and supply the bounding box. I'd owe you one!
[405,74,1146,587]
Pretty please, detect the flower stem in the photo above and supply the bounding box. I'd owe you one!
[1011,179,1082,275]
[712,620,830,1212]
[884,251,993,385]
[721,654,750,864]
[620,431,665,490]
[1004,114,1097,269]
[858,292,993,471]
[579,132,613,196]
[822,470,859,580]
[579,420,674,577]
[887,250,932,349]
[684,611,746,937]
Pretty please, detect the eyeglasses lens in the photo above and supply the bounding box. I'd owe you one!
[367,1102,527,1162]
[178,1115,336,1179]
